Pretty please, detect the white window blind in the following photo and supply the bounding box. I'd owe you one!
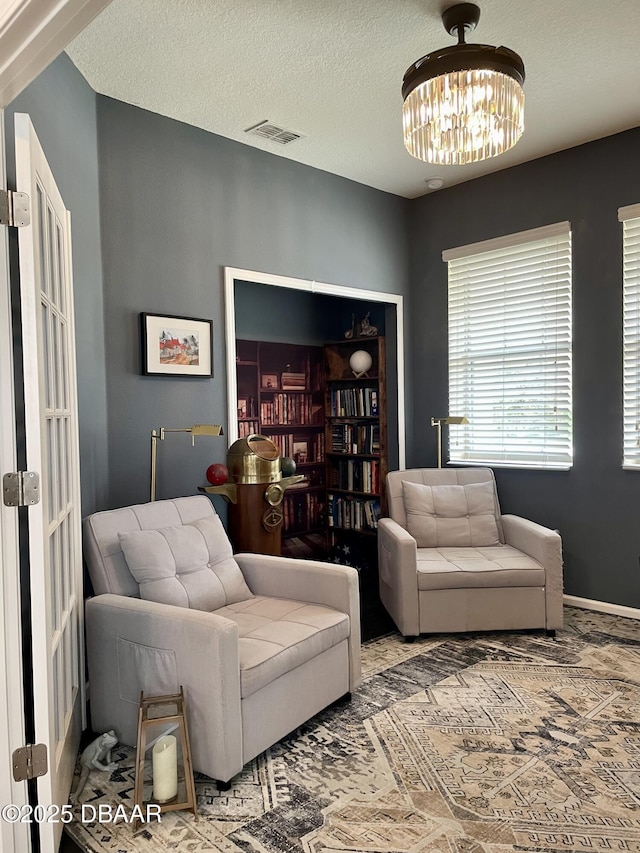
[445,222,573,469]
[619,204,640,468]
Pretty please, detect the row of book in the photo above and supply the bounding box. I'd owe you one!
[330,423,380,454]
[327,494,381,531]
[329,387,378,418]
[282,492,324,533]
[238,419,260,437]
[260,394,323,425]
[269,432,325,464]
[329,458,381,494]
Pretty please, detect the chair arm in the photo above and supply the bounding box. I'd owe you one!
[85,594,242,782]
[235,553,361,689]
[501,514,564,629]
[377,517,419,637]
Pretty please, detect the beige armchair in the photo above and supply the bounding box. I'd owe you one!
[83,496,361,786]
[378,468,563,639]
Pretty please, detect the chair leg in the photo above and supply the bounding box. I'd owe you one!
[545,629,556,638]
[216,779,232,792]
[403,635,417,644]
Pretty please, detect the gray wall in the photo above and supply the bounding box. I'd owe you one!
[96,97,411,508]
[5,53,108,516]
[409,127,640,609]
[10,53,639,610]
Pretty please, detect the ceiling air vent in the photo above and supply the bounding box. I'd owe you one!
[244,121,304,145]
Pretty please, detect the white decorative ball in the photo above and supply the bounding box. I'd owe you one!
[349,350,373,375]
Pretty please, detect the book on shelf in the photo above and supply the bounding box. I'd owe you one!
[268,431,325,464]
[326,493,381,531]
[330,423,380,454]
[281,371,306,390]
[330,387,378,418]
[238,419,260,437]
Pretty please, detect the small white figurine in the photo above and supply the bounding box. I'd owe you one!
[71,730,119,800]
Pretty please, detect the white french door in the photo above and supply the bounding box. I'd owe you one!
[15,112,84,853]
[0,109,30,853]
[0,3,111,851]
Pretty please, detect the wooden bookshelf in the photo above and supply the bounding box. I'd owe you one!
[235,340,325,539]
[323,336,387,541]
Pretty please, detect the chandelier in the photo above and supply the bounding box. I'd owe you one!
[402,2,525,166]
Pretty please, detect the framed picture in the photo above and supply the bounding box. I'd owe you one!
[140,313,213,377]
[293,440,309,464]
[261,373,278,389]
[237,398,248,418]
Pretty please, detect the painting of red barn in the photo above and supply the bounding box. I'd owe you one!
[140,313,213,377]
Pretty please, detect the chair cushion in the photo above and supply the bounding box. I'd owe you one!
[402,480,501,547]
[416,545,545,590]
[214,595,350,698]
[118,515,253,610]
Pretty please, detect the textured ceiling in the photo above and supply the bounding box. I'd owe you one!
[66,0,640,199]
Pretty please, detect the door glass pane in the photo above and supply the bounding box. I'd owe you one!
[53,646,61,743]
[37,184,48,297]
[46,417,57,522]
[59,512,68,608]
[52,316,60,410]
[49,527,59,633]
[60,318,68,410]
[56,223,65,315]
[47,205,58,308]
[63,623,72,725]
[41,301,52,410]
[57,417,67,510]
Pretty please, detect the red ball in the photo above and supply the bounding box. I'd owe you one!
[206,463,229,485]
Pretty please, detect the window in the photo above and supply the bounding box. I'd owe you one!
[444,222,572,469]
[620,203,640,468]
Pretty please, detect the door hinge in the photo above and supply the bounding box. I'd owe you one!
[0,189,30,227]
[2,471,40,506]
[12,743,48,782]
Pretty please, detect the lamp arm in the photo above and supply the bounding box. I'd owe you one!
[150,429,158,501]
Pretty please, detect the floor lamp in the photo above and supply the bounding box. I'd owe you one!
[430,416,469,468]
[150,424,224,501]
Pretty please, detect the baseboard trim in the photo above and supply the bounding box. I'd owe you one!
[564,594,640,621]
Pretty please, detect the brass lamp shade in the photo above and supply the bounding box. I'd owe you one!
[430,416,469,467]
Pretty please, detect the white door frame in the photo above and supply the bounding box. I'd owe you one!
[0,0,113,108]
[223,266,406,470]
[0,108,31,853]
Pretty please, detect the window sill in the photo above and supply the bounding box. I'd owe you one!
[448,460,572,471]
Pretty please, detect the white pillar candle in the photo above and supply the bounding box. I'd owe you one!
[152,734,178,803]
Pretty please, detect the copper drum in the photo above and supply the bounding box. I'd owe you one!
[226,434,281,485]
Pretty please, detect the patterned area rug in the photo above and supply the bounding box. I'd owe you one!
[66,607,640,852]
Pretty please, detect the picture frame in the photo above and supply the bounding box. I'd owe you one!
[292,440,309,464]
[237,398,248,418]
[140,312,213,377]
[261,373,279,389]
